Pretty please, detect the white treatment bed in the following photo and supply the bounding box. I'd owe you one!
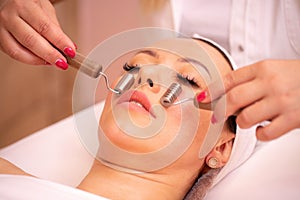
[0,102,300,200]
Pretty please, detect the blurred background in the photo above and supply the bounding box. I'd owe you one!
[0,0,164,148]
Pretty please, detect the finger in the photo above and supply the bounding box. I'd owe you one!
[256,111,299,141]
[227,79,265,114]
[223,66,257,93]
[212,80,265,123]
[236,97,279,129]
[196,65,257,103]
[7,17,68,69]
[40,0,60,27]
[195,78,226,105]
[20,2,75,55]
[0,27,45,65]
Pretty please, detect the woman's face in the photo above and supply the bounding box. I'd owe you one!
[99,39,232,170]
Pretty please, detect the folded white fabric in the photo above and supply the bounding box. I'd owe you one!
[212,125,257,187]
[205,128,300,200]
[192,33,258,188]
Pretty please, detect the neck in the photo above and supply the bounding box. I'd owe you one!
[77,160,194,200]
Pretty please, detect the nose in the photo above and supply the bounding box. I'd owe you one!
[136,67,161,93]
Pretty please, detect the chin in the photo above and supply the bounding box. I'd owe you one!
[99,115,181,155]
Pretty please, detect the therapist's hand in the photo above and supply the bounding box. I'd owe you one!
[0,0,76,69]
[196,60,300,141]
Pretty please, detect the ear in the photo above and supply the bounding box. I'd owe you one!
[205,131,235,169]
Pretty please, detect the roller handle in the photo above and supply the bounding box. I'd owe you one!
[65,52,103,78]
[54,45,103,78]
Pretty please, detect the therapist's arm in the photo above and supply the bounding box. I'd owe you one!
[0,0,75,69]
[196,59,300,141]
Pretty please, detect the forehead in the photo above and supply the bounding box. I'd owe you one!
[133,48,181,58]
[129,38,214,68]
[132,49,194,64]
[129,38,232,82]
[131,48,209,77]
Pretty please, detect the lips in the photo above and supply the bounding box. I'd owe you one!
[117,90,156,118]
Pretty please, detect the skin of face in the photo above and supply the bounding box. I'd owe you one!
[0,39,236,200]
[100,49,207,153]
[99,38,235,169]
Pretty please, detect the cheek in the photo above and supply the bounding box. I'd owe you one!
[99,93,122,141]
[160,110,212,170]
[190,110,212,159]
[195,110,212,142]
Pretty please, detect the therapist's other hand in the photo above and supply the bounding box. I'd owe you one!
[196,60,300,141]
[0,0,76,69]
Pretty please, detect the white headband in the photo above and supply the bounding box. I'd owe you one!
[192,33,257,186]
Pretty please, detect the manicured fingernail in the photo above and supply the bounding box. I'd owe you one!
[211,114,218,124]
[197,91,207,102]
[55,59,68,70]
[64,47,76,58]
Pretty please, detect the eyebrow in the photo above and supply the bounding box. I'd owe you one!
[135,49,158,58]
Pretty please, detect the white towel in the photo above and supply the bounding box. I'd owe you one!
[212,125,257,187]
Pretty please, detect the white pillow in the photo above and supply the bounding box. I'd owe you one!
[0,102,105,187]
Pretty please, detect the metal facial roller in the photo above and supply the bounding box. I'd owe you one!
[63,49,217,109]
[160,82,215,110]
[60,49,133,95]
[160,83,182,107]
[65,51,102,78]
[114,73,135,94]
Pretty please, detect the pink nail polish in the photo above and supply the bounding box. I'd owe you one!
[197,91,207,102]
[211,114,218,124]
[64,47,76,58]
[55,59,68,70]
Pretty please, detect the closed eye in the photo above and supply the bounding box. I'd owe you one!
[123,63,140,72]
[176,73,200,88]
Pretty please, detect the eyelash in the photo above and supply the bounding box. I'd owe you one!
[177,73,199,87]
[123,63,199,87]
[123,63,140,72]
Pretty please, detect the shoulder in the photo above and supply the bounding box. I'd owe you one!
[0,157,32,176]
